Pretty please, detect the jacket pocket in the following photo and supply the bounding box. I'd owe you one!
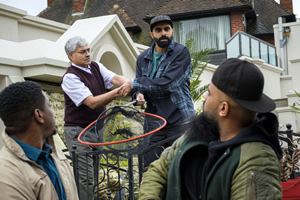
[246,170,277,200]
[246,170,256,200]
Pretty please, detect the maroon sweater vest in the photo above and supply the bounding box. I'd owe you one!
[62,61,106,128]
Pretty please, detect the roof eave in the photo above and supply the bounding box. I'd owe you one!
[126,26,142,32]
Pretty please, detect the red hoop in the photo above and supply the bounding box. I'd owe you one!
[77,111,166,146]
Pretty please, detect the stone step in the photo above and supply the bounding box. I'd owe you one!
[274,98,289,108]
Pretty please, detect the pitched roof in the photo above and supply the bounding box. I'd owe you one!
[39,0,169,45]
[146,0,250,19]
[38,0,292,45]
[246,0,293,35]
[107,4,139,30]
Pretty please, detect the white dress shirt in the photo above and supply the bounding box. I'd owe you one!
[61,61,115,106]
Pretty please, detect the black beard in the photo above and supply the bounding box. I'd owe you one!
[52,129,57,136]
[185,113,220,142]
[154,35,173,48]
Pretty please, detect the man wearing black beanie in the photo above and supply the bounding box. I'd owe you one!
[139,58,282,200]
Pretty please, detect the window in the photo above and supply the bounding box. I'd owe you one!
[226,31,277,66]
[173,15,231,51]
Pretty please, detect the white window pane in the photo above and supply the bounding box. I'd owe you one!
[227,36,240,58]
[241,34,250,56]
[173,15,230,51]
[260,43,268,63]
[251,38,259,59]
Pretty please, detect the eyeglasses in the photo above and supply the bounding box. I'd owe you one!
[154,27,171,33]
[76,48,90,55]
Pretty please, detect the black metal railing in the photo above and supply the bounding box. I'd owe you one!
[68,123,298,198]
[279,124,300,181]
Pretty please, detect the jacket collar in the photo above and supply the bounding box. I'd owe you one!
[1,131,57,161]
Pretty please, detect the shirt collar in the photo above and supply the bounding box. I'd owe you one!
[72,62,91,70]
[10,136,53,162]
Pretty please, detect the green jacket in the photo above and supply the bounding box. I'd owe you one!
[139,113,282,200]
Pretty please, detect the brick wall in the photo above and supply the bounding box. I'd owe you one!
[47,0,56,6]
[280,0,293,13]
[231,11,245,35]
[72,0,86,13]
[256,35,275,45]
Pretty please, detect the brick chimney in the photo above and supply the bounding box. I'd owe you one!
[280,0,293,13]
[47,0,56,6]
[72,0,87,15]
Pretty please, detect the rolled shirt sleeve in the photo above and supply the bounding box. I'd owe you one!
[61,62,116,106]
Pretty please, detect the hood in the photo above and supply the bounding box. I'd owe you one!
[209,112,282,160]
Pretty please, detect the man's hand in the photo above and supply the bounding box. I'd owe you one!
[136,93,146,105]
[119,80,132,96]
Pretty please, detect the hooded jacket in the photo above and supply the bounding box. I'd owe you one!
[0,131,79,200]
[139,113,282,200]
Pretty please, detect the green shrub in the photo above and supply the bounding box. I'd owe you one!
[186,38,214,114]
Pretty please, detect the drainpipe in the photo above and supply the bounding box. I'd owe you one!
[278,17,288,75]
[242,0,255,32]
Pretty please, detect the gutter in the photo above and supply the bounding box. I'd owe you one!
[278,17,288,75]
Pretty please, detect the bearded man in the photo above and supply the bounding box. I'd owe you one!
[131,15,195,168]
[139,58,282,200]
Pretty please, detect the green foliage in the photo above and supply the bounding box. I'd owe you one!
[185,38,214,114]
[103,100,135,150]
[290,90,300,114]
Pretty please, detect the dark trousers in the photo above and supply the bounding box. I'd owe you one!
[64,126,100,200]
[64,126,125,200]
[143,123,190,168]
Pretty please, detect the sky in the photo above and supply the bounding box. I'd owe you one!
[0,0,47,16]
[0,0,299,18]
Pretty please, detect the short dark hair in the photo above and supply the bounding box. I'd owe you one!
[0,81,45,135]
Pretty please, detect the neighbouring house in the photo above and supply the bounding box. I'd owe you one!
[38,0,295,64]
[0,3,139,147]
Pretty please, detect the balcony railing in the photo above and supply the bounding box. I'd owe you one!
[226,31,277,66]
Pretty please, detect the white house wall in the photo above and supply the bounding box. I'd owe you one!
[274,21,300,93]
[93,32,134,78]
[274,21,300,133]
[0,15,19,41]
[56,14,138,79]
[18,22,63,42]
[243,57,282,100]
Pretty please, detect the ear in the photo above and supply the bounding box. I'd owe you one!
[218,101,229,117]
[34,108,44,124]
[68,52,74,61]
[149,32,154,39]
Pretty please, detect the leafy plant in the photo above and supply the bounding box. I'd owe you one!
[290,90,300,114]
[185,38,214,114]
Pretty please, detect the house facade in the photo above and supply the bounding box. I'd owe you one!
[38,0,295,65]
[0,3,299,149]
